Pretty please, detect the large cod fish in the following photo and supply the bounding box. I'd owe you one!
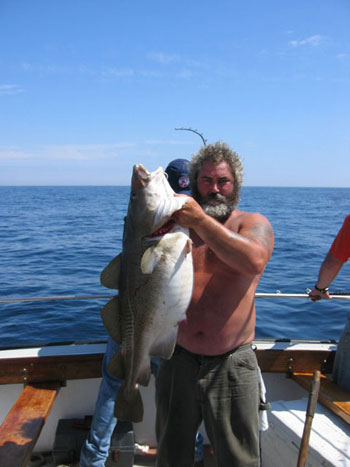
[100,164,193,422]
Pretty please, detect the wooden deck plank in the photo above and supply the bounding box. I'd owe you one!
[292,372,350,424]
[0,382,61,467]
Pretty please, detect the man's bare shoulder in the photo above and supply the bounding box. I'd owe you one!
[227,209,272,229]
[227,209,274,255]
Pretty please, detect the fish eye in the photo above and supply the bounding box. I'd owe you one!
[131,191,137,199]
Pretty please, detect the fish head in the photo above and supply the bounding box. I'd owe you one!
[127,164,187,239]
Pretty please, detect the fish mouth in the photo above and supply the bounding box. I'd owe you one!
[145,219,175,240]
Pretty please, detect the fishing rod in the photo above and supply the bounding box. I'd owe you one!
[1,292,350,304]
[174,127,207,146]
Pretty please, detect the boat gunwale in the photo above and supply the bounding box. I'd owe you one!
[0,339,336,385]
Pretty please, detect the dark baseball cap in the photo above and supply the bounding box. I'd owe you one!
[165,158,192,195]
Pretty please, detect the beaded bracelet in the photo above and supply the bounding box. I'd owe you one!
[315,285,329,294]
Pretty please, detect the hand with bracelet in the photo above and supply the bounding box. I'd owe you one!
[309,284,331,301]
[309,251,345,301]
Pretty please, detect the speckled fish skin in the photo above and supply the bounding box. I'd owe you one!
[100,164,193,422]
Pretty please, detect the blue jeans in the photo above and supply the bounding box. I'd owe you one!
[80,337,122,467]
[194,432,204,462]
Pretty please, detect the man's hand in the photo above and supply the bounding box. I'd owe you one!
[309,287,331,302]
[172,194,206,229]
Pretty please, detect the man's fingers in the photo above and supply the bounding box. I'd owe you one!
[309,294,322,302]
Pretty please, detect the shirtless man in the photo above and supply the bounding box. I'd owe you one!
[155,142,274,467]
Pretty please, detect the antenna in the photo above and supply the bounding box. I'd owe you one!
[174,127,207,146]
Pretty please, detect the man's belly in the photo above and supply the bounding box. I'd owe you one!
[177,305,255,355]
[179,259,258,354]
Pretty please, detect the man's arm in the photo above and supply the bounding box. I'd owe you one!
[172,196,274,276]
[309,252,344,300]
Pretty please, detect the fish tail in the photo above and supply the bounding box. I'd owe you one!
[114,384,144,423]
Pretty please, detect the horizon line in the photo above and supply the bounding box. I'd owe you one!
[1,184,350,189]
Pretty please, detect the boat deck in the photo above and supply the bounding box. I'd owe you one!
[27,452,157,466]
[27,446,215,466]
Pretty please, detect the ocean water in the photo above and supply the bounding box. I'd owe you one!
[1,186,349,348]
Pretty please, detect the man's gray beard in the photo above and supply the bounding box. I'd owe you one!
[197,193,236,222]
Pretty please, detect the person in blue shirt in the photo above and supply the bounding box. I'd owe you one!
[80,158,204,467]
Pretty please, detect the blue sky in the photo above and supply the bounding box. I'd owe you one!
[0,0,349,186]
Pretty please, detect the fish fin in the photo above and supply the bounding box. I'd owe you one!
[114,384,144,423]
[136,363,151,386]
[150,328,178,359]
[100,254,122,289]
[140,246,163,274]
[107,349,124,379]
[100,297,121,344]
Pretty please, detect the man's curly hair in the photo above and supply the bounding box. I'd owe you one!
[189,141,243,207]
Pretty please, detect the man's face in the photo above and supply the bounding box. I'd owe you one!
[195,161,236,221]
